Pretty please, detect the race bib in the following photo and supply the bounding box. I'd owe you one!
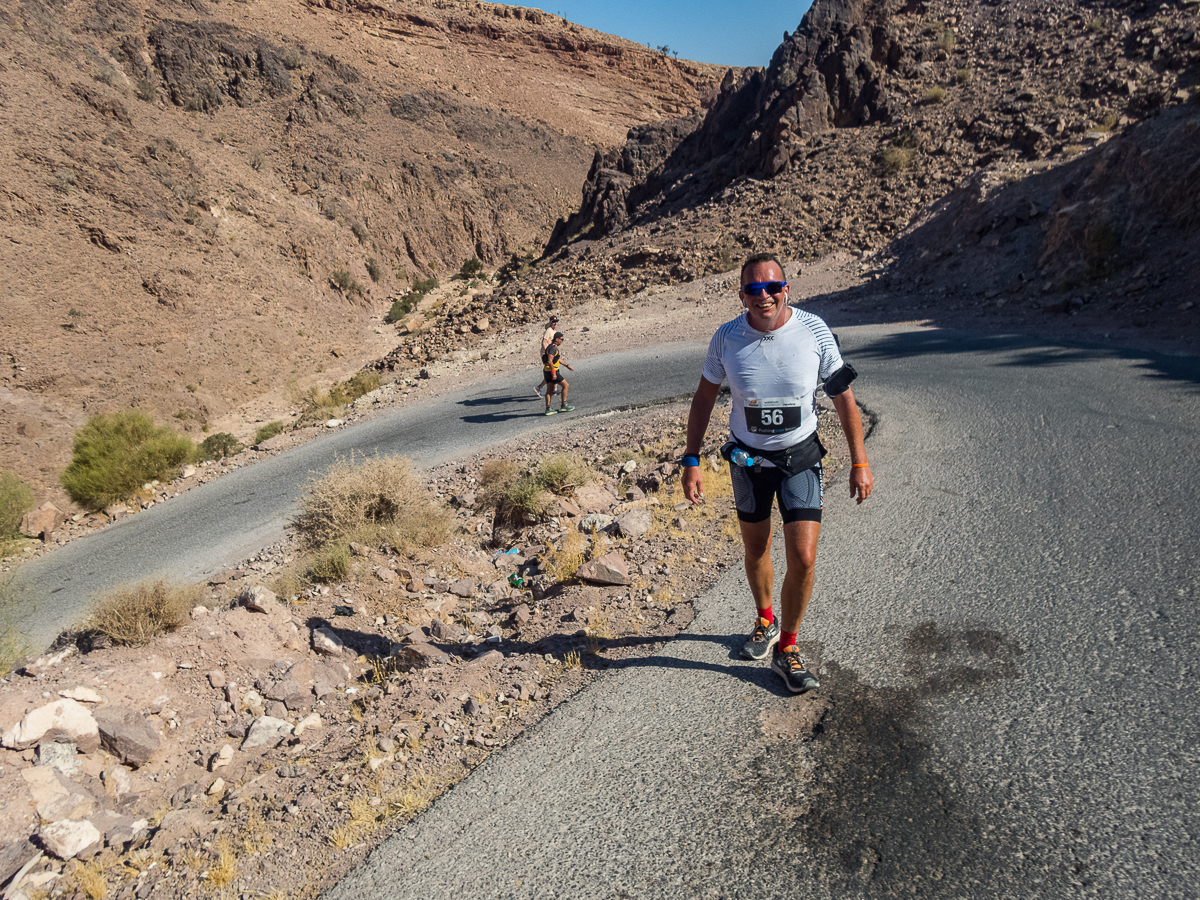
[744,397,804,435]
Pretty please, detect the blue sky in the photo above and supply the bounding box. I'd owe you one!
[528,1,816,68]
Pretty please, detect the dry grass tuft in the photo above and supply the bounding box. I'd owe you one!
[292,454,450,552]
[85,579,197,646]
[204,839,238,888]
[535,454,590,495]
[542,529,587,582]
[73,861,109,899]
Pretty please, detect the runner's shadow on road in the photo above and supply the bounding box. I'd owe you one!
[536,630,801,698]
[458,394,550,424]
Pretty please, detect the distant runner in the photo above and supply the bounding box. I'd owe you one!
[542,332,574,416]
[534,315,560,398]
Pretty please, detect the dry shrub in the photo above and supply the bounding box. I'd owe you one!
[477,459,547,525]
[204,839,237,888]
[535,454,590,495]
[292,454,449,552]
[86,579,197,646]
[924,86,946,104]
[72,860,109,899]
[306,543,350,583]
[543,529,587,582]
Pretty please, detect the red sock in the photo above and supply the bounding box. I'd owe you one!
[758,607,774,625]
[779,630,798,650]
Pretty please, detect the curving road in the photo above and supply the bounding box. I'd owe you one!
[321,326,1200,900]
[8,343,709,650]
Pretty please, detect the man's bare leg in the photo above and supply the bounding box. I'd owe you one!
[779,520,820,633]
[739,518,775,616]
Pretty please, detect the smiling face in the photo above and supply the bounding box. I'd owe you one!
[739,259,790,332]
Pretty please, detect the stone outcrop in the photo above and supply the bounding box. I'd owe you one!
[93,706,162,768]
[2,699,100,753]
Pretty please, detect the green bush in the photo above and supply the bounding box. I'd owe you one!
[386,293,420,323]
[496,252,535,285]
[197,432,243,461]
[328,372,380,406]
[61,411,194,511]
[413,276,438,293]
[457,257,484,279]
[254,421,286,445]
[330,269,364,298]
[0,470,35,539]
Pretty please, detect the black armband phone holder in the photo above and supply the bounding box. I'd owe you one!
[823,362,858,397]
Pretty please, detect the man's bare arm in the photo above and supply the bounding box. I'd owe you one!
[682,377,721,504]
[831,387,874,504]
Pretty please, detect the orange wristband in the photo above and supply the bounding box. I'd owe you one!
[852,462,869,468]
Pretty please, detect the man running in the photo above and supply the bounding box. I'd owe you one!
[534,315,560,398]
[542,332,574,416]
[681,252,873,692]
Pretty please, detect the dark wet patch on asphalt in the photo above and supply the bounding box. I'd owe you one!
[729,623,1074,897]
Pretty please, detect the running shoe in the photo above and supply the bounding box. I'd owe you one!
[771,646,820,693]
[544,408,558,416]
[740,616,780,660]
[559,404,575,412]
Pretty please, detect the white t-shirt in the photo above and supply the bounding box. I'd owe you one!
[701,307,843,451]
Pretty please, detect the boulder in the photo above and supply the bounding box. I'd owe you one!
[36,741,80,775]
[578,513,614,533]
[574,482,618,512]
[39,819,102,861]
[615,508,653,537]
[237,585,278,614]
[58,686,103,704]
[20,502,65,539]
[577,550,632,586]
[430,618,465,643]
[241,716,293,750]
[392,642,450,670]
[312,627,345,656]
[448,578,477,598]
[0,840,38,888]
[93,706,161,767]
[3,699,99,753]
[22,767,95,822]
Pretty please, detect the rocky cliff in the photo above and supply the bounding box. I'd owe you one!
[0,0,728,499]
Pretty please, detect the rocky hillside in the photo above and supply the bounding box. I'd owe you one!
[0,0,727,500]
[413,0,1197,364]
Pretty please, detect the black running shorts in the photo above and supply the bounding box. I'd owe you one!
[730,462,823,524]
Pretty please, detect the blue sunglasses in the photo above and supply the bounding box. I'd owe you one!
[741,281,788,296]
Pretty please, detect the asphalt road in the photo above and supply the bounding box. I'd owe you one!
[323,326,1200,900]
[7,343,709,651]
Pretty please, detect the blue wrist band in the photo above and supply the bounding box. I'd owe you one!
[681,455,700,467]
